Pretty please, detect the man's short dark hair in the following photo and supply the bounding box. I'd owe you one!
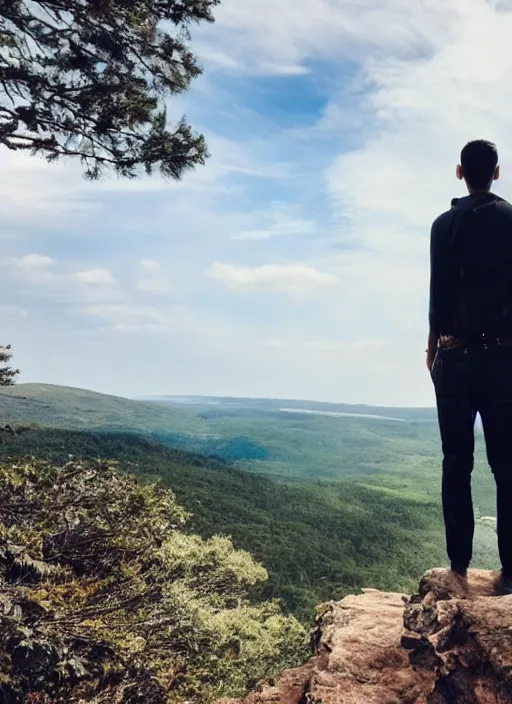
[460,140,498,191]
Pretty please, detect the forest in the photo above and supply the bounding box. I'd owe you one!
[0,423,453,621]
[0,383,499,621]
[0,456,307,702]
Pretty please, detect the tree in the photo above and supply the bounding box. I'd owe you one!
[0,344,19,386]
[0,0,220,179]
[0,458,307,702]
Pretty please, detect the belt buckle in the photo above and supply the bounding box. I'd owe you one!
[438,335,460,350]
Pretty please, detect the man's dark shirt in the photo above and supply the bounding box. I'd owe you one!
[429,192,512,337]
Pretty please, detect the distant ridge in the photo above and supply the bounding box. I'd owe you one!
[0,383,190,432]
[3,382,131,400]
[142,394,438,423]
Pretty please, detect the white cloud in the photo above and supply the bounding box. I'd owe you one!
[2,254,125,308]
[197,0,456,75]
[0,152,98,225]
[9,254,54,271]
[261,339,284,349]
[4,253,57,287]
[232,206,315,241]
[83,304,166,322]
[137,259,173,295]
[326,3,512,231]
[81,304,169,333]
[80,303,217,338]
[74,269,117,285]
[140,260,161,275]
[259,62,311,76]
[321,0,512,370]
[207,262,338,296]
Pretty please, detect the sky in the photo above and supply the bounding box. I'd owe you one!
[3,0,512,406]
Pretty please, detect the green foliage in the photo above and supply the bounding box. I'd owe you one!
[0,384,500,620]
[0,428,450,622]
[0,0,219,178]
[0,383,195,433]
[151,399,497,519]
[0,345,19,387]
[0,458,307,703]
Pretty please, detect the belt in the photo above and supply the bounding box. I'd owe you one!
[438,333,512,350]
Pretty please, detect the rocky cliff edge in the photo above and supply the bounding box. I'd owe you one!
[222,569,512,704]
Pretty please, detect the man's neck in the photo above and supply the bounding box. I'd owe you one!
[467,186,492,196]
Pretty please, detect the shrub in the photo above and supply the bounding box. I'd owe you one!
[0,459,307,703]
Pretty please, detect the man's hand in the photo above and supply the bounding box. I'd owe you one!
[426,331,438,373]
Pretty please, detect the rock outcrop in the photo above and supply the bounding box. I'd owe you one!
[223,569,512,704]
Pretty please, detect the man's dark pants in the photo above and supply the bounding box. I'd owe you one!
[432,344,512,576]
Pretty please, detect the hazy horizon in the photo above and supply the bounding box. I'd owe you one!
[7,381,438,411]
[140,391,437,410]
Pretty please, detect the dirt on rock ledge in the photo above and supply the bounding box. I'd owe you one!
[222,569,512,704]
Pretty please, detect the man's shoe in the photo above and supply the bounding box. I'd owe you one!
[450,563,468,578]
[497,573,512,595]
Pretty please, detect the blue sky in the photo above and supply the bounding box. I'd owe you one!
[3,0,512,405]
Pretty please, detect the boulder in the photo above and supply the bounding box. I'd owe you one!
[223,569,512,704]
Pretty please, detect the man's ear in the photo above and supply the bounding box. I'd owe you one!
[494,165,500,181]
[456,164,463,181]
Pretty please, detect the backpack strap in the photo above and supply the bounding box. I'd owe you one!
[449,198,500,334]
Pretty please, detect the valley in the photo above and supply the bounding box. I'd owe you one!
[0,384,500,621]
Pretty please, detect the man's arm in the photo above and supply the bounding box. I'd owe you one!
[426,330,438,372]
[427,219,440,372]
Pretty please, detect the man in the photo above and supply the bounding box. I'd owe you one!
[428,140,512,593]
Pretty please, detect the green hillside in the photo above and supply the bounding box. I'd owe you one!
[1,383,500,621]
[151,401,497,518]
[0,426,449,621]
[0,385,485,508]
[0,383,198,433]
